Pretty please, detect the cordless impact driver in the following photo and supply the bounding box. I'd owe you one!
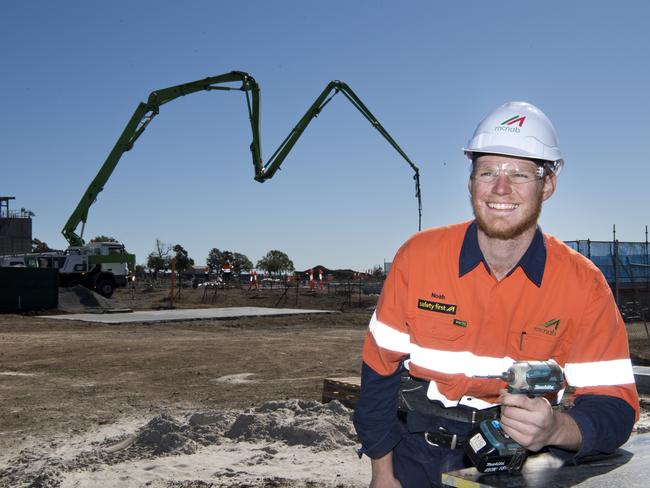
[464,360,565,473]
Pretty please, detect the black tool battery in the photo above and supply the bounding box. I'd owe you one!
[465,419,528,473]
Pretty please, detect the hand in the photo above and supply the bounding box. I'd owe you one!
[497,389,558,452]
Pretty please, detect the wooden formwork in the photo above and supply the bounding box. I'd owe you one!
[322,377,361,409]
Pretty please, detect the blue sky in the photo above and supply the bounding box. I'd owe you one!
[2,1,649,270]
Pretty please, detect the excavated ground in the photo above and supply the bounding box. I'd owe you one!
[1,285,650,487]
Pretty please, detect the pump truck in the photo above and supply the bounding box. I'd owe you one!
[55,71,422,296]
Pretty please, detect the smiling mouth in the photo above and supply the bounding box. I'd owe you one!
[487,202,519,210]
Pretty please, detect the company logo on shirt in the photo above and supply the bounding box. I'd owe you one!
[534,319,560,336]
[418,299,457,315]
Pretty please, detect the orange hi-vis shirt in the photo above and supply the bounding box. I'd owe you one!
[362,221,639,417]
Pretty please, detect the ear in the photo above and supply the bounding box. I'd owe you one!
[542,173,557,201]
[468,177,473,195]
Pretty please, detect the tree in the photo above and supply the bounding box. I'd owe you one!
[207,248,231,272]
[90,235,118,243]
[135,264,146,277]
[172,244,194,274]
[369,265,384,278]
[146,239,172,276]
[232,252,253,273]
[207,248,253,274]
[256,250,294,276]
[31,238,52,253]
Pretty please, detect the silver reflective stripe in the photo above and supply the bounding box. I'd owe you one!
[411,344,514,377]
[564,359,635,387]
[368,311,411,354]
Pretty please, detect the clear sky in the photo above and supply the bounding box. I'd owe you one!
[2,1,649,271]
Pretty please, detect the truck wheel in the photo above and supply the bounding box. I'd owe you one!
[96,279,115,298]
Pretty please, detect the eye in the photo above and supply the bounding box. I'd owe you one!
[475,166,498,178]
[510,171,533,181]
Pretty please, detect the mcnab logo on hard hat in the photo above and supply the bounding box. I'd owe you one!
[494,115,526,133]
[501,115,526,127]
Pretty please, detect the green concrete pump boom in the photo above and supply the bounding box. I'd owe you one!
[62,71,421,247]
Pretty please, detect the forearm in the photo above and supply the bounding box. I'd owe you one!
[353,362,404,458]
[499,392,580,452]
[547,410,582,451]
[500,392,635,459]
[370,452,401,488]
[562,394,636,460]
[371,452,394,477]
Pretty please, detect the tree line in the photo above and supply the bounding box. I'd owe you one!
[31,236,295,277]
[144,239,294,277]
[31,236,385,279]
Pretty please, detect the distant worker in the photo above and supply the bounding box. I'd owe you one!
[248,269,259,290]
[353,101,639,487]
[309,268,315,291]
[221,260,233,283]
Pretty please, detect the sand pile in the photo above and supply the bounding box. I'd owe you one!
[225,400,358,451]
[57,285,117,313]
[0,400,368,488]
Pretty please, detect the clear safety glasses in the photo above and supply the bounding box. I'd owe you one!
[470,160,545,184]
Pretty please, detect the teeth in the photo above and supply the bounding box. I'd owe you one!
[487,203,518,210]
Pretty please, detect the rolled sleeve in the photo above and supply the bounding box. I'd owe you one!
[353,362,404,458]
[551,394,635,463]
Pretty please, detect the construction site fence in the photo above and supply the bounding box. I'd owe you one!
[139,274,384,307]
[565,240,650,284]
[565,240,650,339]
[139,273,385,292]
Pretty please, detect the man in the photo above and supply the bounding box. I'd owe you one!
[353,101,639,487]
[221,260,233,283]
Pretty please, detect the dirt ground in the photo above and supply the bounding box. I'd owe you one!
[2,284,650,487]
[0,285,374,451]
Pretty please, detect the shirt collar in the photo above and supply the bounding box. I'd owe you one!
[459,221,546,287]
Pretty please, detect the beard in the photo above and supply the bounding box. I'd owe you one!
[471,185,544,240]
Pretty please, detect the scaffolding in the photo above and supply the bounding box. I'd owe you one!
[0,196,33,255]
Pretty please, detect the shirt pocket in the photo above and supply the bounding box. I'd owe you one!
[515,329,562,360]
[412,311,468,348]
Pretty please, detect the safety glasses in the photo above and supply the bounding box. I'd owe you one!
[470,160,545,184]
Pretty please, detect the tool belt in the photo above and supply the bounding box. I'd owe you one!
[423,429,466,450]
[398,372,500,425]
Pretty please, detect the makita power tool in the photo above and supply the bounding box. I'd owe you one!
[465,360,564,473]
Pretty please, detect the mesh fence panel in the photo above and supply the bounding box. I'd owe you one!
[565,240,650,284]
[626,322,650,340]
[565,240,649,338]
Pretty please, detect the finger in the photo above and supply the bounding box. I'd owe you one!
[499,413,537,435]
[502,393,548,413]
[502,401,549,425]
[499,392,529,409]
[501,404,525,423]
[500,417,539,447]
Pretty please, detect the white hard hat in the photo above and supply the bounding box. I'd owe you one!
[463,101,564,175]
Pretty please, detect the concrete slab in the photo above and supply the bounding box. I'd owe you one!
[442,433,650,487]
[40,307,336,324]
[633,366,650,394]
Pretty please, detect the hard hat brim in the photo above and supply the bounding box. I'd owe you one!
[463,145,564,175]
[462,145,555,162]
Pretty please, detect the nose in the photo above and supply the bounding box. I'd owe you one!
[491,173,512,195]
